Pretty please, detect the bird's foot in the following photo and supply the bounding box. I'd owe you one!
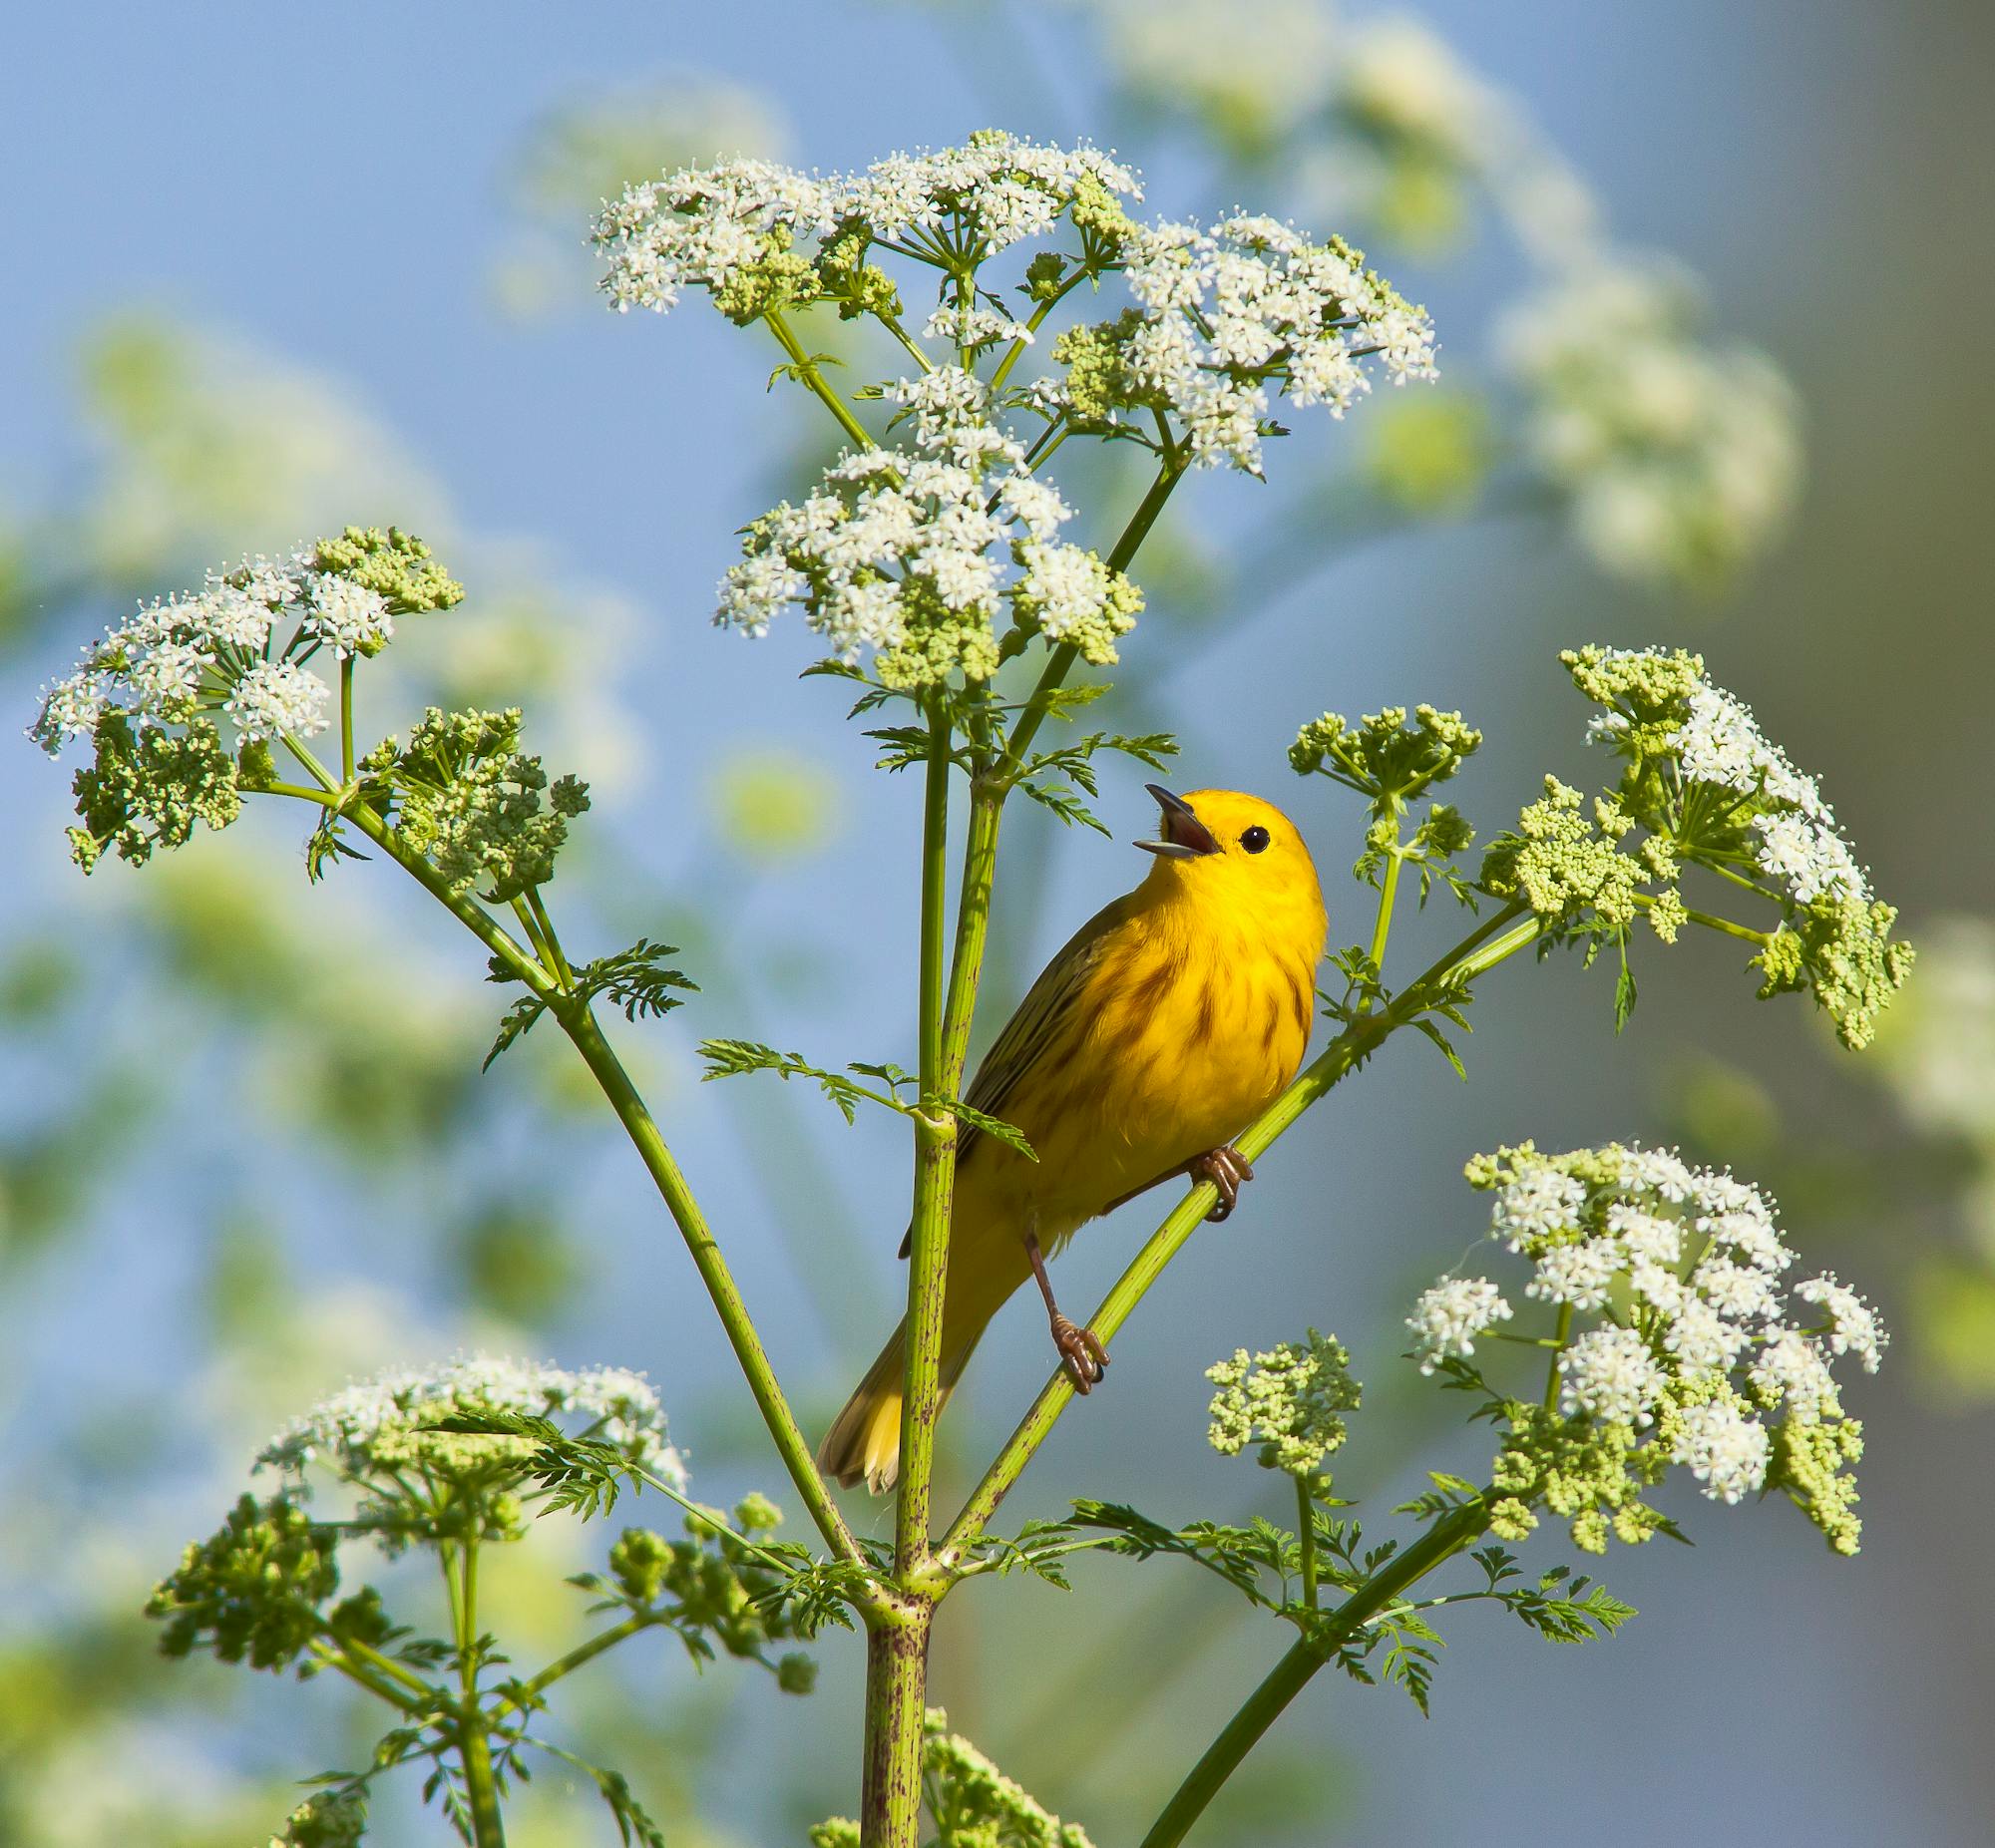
[1049,1313,1110,1393]
[1187,1145,1256,1222]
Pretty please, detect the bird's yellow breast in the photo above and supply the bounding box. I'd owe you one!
[962,868,1323,1245]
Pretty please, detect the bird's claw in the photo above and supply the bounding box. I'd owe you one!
[1188,1145,1256,1223]
[1050,1313,1109,1393]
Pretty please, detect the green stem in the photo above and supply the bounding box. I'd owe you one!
[262,748,867,1586]
[1544,1303,1573,1410]
[339,656,355,783]
[525,886,576,986]
[989,265,1092,394]
[489,1613,659,1721]
[454,1538,507,1848]
[999,454,1188,779]
[766,309,876,451]
[561,1004,870,1578]
[897,704,958,1575]
[1137,1498,1492,1848]
[1685,906,1770,946]
[861,1607,934,1848]
[1296,1478,1319,1611]
[283,741,550,993]
[1369,840,1403,972]
[306,1640,428,1716]
[938,905,1536,1563]
[877,311,935,374]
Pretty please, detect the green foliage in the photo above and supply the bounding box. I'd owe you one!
[484,938,695,1067]
[698,1038,1035,1156]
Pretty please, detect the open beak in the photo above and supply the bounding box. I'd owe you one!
[1136,784,1222,859]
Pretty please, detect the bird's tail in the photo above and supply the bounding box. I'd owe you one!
[818,1317,977,1494]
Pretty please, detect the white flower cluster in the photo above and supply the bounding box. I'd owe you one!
[1581,645,1871,911]
[1094,212,1437,472]
[1405,1277,1513,1374]
[31,555,346,756]
[257,1353,686,1488]
[719,366,1141,687]
[1499,260,1799,590]
[1672,682,1865,908]
[30,552,409,759]
[594,134,1142,315]
[1445,1144,1884,1520]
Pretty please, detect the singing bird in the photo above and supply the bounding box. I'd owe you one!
[819,786,1329,1492]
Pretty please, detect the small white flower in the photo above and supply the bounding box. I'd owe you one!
[1405,1277,1512,1374]
[1491,1167,1587,1250]
[1558,1325,1667,1427]
[1526,1238,1622,1311]
[305,573,394,657]
[129,639,212,713]
[1663,1296,1750,1373]
[1749,1328,1842,1423]
[224,660,331,742]
[1671,1400,1770,1503]
[1796,1275,1887,1372]
[31,671,109,753]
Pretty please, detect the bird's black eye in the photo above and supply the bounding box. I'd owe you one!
[1240,825,1271,855]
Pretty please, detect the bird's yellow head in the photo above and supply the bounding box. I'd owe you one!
[1134,785,1328,954]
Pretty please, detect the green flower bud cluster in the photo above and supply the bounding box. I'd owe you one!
[146,1492,339,1671]
[1288,703,1482,809]
[1480,776,1653,932]
[307,525,464,633]
[67,710,243,871]
[362,706,590,902]
[603,1495,815,1683]
[920,1707,1098,1848]
[1205,1328,1362,1478]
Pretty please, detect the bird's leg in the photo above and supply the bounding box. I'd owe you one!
[1186,1145,1256,1223]
[1024,1231,1109,1393]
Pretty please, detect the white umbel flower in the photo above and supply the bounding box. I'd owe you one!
[1671,1400,1771,1503]
[223,660,331,743]
[1405,1277,1513,1374]
[1558,1325,1667,1427]
[258,1353,686,1487]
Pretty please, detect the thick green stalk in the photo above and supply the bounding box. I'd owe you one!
[1137,1497,1492,1848]
[861,1605,934,1848]
[454,1540,507,1848]
[897,709,958,1572]
[937,905,1537,1563]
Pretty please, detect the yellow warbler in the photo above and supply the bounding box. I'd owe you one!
[820,786,1328,1492]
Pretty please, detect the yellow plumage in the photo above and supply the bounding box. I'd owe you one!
[819,788,1329,1492]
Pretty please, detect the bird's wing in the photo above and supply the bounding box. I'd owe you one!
[897,894,1132,1260]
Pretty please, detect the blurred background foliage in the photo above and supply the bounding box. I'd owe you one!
[1,2,1990,1843]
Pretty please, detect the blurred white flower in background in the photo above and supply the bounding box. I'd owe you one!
[492,74,791,320]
